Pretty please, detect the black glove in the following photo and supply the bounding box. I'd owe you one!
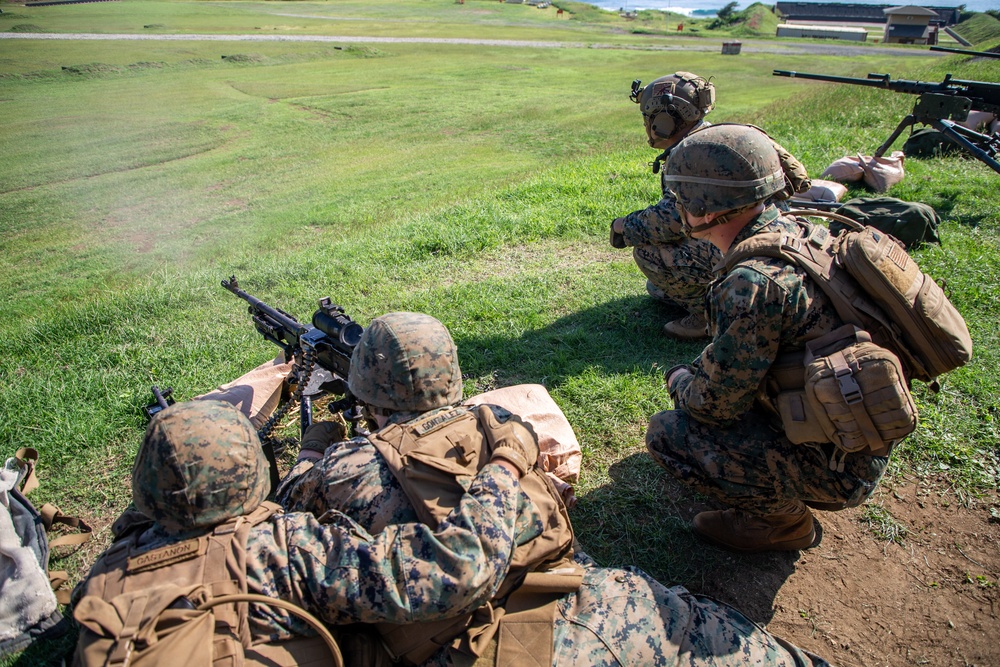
[477,406,539,477]
[610,219,627,249]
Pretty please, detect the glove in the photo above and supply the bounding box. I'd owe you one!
[610,219,627,249]
[300,420,348,455]
[477,406,539,477]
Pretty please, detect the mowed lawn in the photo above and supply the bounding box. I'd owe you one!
[1,2,998,661]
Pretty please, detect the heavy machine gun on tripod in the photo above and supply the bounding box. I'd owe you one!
[773,70,1000,175]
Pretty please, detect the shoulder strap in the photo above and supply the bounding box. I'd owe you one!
[12,448,92,604]
[723,219,869,331]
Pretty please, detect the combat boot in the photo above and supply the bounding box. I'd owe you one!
[692,503,816,552]
[663,312,708,340]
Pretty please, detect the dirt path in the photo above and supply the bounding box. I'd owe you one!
[0,31,945,58]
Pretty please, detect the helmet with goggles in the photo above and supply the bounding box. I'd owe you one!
[630,72,716,147]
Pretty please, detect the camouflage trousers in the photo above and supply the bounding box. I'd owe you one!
[645,408,889,515]
[632,238,721,314]
[548,551,829,666]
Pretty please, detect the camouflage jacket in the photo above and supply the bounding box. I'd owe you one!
[111,461,520,643]
[276,407,830,667]
[619,140,691,248]
[669,207,844,426]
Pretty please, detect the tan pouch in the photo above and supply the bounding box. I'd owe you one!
[776,390,829,445]
[803,327,917,465]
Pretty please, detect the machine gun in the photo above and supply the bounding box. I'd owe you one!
[773,70,1000,175]
[223,276,367,492]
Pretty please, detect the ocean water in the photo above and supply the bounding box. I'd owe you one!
[582,0,995,17]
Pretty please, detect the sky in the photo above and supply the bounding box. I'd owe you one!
[579,0,996,17]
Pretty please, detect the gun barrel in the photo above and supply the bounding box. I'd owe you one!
[773,70,886,88]
[930,46,1000,60]
[222,276,306,336]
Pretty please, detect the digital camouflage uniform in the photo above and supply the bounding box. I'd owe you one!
[646,207,890,515]
[75,400,522,645]
[277,418,829,666]
[620,123,723,314]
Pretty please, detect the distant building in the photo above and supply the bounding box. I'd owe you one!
[883,5,939,44]
[776,23,869,41]
[775,3,960,26]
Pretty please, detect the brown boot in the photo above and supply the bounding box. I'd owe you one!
[663,312,708,340]
[692,504,816,553]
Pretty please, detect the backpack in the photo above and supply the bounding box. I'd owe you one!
[367,404,581,666]
[729,211,972,387]
[0,448,91,658]
[73,502,343,667]
[831,197,942,249]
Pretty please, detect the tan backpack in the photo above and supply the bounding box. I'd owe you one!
[725,211,971,464]
[726,211,972,386]
[72,502,342,667]
[770,325,918,469]
[368,404,581,666]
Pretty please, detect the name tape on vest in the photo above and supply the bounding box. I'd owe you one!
[127,538,205,574]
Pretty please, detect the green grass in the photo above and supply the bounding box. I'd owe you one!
[953,12,1000,46]
[1,2,998,664]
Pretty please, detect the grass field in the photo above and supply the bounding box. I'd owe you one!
[1,1,998,663]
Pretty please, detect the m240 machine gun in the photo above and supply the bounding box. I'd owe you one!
[223,276,366,492]
[773,70,1000,175]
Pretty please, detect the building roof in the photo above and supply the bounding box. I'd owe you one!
[775,3,959,25]
[884,5,940,16]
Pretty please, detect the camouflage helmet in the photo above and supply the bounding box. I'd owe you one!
[662,124,785,217]
[630,72,716,146]
[348,312,463,413]
[132,400,269,535]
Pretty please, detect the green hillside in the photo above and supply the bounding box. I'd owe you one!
[953,12,1000,46]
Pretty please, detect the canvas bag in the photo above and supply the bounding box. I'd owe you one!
[831,197,941,249]
[730,211,972,387]
[0,449,91,658]
[821,152,906,192]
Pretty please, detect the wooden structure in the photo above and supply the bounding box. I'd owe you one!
[883,5,939,44]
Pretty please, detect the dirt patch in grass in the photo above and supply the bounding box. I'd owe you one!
[660,475,999,666]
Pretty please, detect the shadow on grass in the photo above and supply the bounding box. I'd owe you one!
[571,452,805,625]
[455,294,703,391]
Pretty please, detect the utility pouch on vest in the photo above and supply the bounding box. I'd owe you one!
[778,325,917,469]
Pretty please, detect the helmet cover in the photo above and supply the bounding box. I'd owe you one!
[348,312,463,412]
[133,400,269,535]
[662,124,785,216]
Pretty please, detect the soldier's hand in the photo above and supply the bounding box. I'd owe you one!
[478,406,539,477]
[300,420,348,456]
[610,218,627,249]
